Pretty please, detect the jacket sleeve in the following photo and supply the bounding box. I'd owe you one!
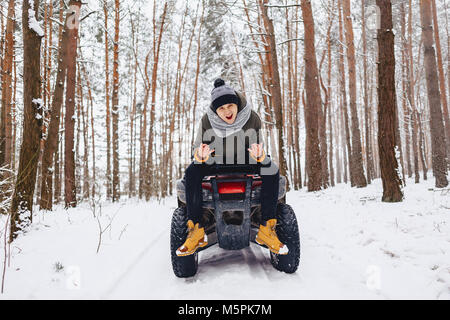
[192,121,204,160]
[253,112,271,166]
[254,112,263,145]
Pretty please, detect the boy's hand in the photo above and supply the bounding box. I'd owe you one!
[196,143,215,160]
[248,143,264,159]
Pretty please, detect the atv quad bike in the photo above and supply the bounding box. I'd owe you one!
[171,164,300,278]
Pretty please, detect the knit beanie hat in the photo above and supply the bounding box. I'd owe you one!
[210,78,240,113]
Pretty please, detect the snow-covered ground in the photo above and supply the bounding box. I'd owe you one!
[0,178,449,300]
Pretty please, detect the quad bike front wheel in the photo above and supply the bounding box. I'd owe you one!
[270,203,300,274]
[170,206,198,278]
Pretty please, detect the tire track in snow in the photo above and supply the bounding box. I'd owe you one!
[101,227,168,298]
[195,243,276,282]
[242,244,272,280]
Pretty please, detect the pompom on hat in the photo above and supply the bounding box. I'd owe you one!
[210,78,240,113]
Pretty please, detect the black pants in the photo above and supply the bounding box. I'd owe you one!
[184,162,280,225]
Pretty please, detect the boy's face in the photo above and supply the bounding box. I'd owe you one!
[217,103,238,124]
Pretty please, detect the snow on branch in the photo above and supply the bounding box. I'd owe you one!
[28,0,44,37]
[80,10,98,22]
[264,3,301,8]
[277,38,304,45]
[49,17,65,27]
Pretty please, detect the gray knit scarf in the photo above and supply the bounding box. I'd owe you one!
[207,100,252,138]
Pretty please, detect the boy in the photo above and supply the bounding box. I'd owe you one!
[176,79,288,257]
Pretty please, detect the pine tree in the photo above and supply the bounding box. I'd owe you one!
[10,0,43,240]
[420,0,448,188]
[301,0,323,192]
[376,0,404,202]
[40,0,71,210]
[111,0,120,202]
[64,1,83,208]
[342,0,367,188]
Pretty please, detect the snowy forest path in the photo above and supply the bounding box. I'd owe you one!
[101,203,286,298]
[101,227,169,299]
[1,179,449,299]
[88,181,450,299]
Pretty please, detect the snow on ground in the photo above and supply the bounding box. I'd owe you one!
[0,178,449,300]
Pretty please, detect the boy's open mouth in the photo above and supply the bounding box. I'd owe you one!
[226,115,233,120]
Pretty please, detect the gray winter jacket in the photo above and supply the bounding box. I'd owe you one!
[192,92,271,166]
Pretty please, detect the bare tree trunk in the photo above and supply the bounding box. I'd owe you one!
[138,51,150,199]
[0,3,4,94]
[376,0,403,202]
[52,0,64,205]
[54,113,63,204]
[104,3,112,200]
[338,0,353,186]
[111,0,120,202]
[0,0,14,170]
[417,109,428,181]
[377,0,403,202]
[191,4,205,148]
[64,1,82,208]
[335,106,343,184]
[0,0,15,211]
[11,57,17,172]
[431,0,450,165]
[40,1,72,210]
[75,69,82,197]
[327,4,335,187]
[446,0,450,118]
[144,2,168,201]
[242,0,277,163]
[10,0,43,241]
[129,18,139,198]
[79,59,96,199]
[79,67,89,200]
[259,0,290,188]
[342,0,367,188]
[420,0,448,188]
[293,7,303,189]
[411,109,420,183]
[46,0,53,119]
[284,7,297,187]
[400,3,412,178]
[340,98,349,184]
[407,0,420,183]
[301,0,322,192]
[362,0,374,184]
[318,3,335,188]
[163,7,185,197]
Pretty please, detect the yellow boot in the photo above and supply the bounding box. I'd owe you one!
[256,219,289,255]
[176,220,208,257]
